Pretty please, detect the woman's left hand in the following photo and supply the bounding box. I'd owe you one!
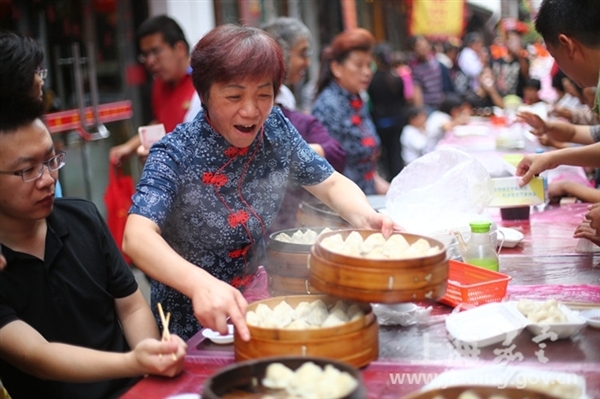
[363,213,401,238]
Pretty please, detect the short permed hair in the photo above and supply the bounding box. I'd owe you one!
[190,24,285,105]
[316,28,375,95]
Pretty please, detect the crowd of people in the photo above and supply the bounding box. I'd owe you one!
[0,0,599,397]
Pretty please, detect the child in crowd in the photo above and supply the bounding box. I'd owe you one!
[522,78,544,106]
[521,78,548,117]
[425,94,470,148]
[401,107,428,164]
[551,72,583,113]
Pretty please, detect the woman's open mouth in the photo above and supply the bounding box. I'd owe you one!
[235,124,256,134]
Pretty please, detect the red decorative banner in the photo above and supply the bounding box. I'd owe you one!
[44,100,132,133]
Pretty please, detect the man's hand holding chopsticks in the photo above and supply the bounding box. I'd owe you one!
[130,335,188,377]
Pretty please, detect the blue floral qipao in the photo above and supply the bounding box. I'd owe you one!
[130,107,334,340]
[312,81,381,194]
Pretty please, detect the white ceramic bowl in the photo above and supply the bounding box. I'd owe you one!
[580,308,600,329]
[201,324,234,344]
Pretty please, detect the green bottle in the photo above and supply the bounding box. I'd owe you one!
[464,221,499,272]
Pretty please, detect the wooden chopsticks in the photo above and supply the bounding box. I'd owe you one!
[157,303,177,360]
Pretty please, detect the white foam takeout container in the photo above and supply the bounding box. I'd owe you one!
[446,301,587,348]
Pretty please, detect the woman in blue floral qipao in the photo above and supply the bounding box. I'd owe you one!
[123,25,396,342]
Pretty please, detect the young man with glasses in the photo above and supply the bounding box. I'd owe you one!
[109,15,201,166]
[0,118,188,398]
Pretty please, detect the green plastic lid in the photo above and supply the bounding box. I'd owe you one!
[469,221,492,233]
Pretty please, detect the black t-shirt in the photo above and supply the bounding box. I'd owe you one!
[0,198,139,399]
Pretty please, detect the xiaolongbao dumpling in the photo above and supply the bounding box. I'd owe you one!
[255,303,278,328]
[246,310,260,326]
[386,234,410,250]
[320,233,345,253]
[293,301,312,321]
[286,319,310,330]
[346,303,364,319]
[262,363,296,389]
[275,232,292,242]
[272,301,294,328]
[360,233,386,254]
[306,300,329,326]
[321,309,348,328]
[330,300,347,314]
[342,231,364,256]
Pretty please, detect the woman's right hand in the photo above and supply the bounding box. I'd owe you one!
[190,273,250,341]
[517,111,546,136]
[516,152,558,186]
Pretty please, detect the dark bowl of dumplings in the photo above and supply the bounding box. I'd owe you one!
[202,355,366,399]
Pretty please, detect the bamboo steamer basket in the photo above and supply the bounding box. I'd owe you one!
[308,229,449,303]
[268,273,320,296]
[296,199,351,228]
[234,295,378,368]
[266,227,324,295]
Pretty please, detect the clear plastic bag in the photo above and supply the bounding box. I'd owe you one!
[386,148,493,235]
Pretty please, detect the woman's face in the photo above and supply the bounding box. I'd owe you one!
[286,37,311,86]
[331,50,373,95]
[206,76,275,148]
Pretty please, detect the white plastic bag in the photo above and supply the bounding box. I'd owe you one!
[372,303,433,326]
[386,148,493,234]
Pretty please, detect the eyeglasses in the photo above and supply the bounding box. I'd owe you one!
[0,151,66,182]
[35,68,48,79]
[138,46,165,63]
